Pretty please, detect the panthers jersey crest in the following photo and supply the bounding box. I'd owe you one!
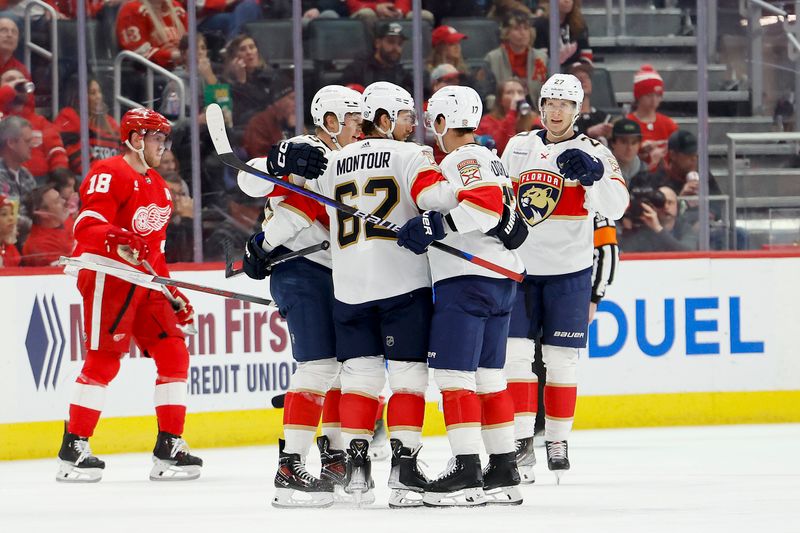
[516,169,563,227]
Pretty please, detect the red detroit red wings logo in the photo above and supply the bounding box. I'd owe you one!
[132,203,171,235]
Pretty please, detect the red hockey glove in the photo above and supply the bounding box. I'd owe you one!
[167,287,195,333]
[105,229,150,265]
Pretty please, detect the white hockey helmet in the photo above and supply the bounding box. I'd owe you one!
[538,73,584,132]
[425,85,482,153]
[310,85,362,142]
[361,81,416,137]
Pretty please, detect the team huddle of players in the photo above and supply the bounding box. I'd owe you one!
[52,72,628,507]
[238,76,629,508]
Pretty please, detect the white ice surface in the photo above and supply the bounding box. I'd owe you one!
[2,424,799,533]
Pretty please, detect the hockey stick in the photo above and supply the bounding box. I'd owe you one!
[142,259,199,335]
[205,104,524,283]
[58,257,274,306]
[225,241,330,279]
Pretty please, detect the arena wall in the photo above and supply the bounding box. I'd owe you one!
[2,253,798,460]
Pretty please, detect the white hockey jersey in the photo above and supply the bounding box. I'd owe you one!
[237,134,332,269]
[417,143,525,284]
[502,130,629,276]
[312,138,453,304]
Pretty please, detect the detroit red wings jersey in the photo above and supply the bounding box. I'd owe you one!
[238,134,332,269]
[312,138,453,304]
[502,130,628,276]
[72,155,172,275]
[417,143,524,283]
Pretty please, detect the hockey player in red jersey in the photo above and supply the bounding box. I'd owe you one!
[56,108,202,483]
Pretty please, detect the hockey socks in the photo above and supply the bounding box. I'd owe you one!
[321,387,342,450]
[479,389,515,455]
[441,389,482,456]
[283,390,326,457]
[543,382,577,442]
[507,380,538,440]
[154,377,188,436]
[387,392,425,449]
[340,393,379,447]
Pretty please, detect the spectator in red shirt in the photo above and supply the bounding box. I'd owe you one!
[44,0,108,18]
[484,11,548,104]
[626,64,678,170]
[116,0,187,69]
[347,1,433,28]
[475,77,537,156]
[56,76,120,174]
[243,74,295,158]
[0,193,19,267]
[0,16,30,79]
[21,184,74,266]
[0,69,68,179]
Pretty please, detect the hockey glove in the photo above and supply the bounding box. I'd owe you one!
[105,229,150,265]
[167,287,195,334]
[557,148,604,186]
[487,204,528,250]
[266,141,328,180]
[397,211,446,255]
[243,232,277,280]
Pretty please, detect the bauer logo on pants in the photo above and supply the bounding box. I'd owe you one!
[26,295,66,391]
[516,169,563,227]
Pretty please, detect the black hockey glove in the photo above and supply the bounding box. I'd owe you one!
[557,148,604,186]
[397,210,446,255]
[487,204,528,250]
[243,232,278,280]
[266,141,328,180]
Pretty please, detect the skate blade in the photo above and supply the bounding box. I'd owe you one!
[484,485,523,506]
[388,488,425,508]
[518,464,536,484]
[553,470,567,485]
[422,487,487,508]
[334,485,375,506]
[272,488,334,509]
[149,458,201,481]
[55,460,102,483]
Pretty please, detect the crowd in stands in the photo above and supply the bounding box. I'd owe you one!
[0,0,740,268]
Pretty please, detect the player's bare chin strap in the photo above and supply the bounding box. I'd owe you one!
[125,139,150,170]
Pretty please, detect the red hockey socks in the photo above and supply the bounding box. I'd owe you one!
[321,387,342,450]
[544,383,577,442]
[340,393,379,448]
[507,379,538,440]
[479,389,516,454]
[442,389,482,456]
[387,392,425,448]
[282,390,325,457]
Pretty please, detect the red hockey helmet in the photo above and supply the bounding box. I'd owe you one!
[120,107,171,143]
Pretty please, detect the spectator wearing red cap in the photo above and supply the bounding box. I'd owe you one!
[0,193,19,267]
[429,24,495,103]
[21,184,74,266]
[532,0,593,68]
[475,77,537,156]
[485,11,548,104]
[0,69,69,180]
[626,64,677,170]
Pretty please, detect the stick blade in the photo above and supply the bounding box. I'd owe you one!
[206,103,233,155]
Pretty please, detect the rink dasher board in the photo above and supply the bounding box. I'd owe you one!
[1,255,799,460]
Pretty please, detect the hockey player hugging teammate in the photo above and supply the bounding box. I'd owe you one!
[396,86,528,507]
[501,74,629,484]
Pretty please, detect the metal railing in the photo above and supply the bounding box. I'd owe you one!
[113,51,186,122]
[726,131,800,249]
[23,0,59,117]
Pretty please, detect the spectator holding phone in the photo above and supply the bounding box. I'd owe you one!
[475,77,537,156]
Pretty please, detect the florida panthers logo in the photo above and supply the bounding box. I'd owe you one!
[132,203,172,235]
[516,169,563,227]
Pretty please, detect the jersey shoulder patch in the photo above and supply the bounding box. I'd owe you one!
[456,158,482,186]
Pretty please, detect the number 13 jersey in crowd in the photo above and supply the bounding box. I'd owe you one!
[502,130,629,276]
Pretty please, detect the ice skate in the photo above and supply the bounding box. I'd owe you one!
[545,440,570,485]
[316,435,365,504]
[273,439,334,508]
[149,431,203,481]
[388,439,430,508]
[515,436,536,484]
[56,429,105,483]
[343,439,375,506]
[369,418,390,461]
[423,454,487,508]
[482,452,523,505]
